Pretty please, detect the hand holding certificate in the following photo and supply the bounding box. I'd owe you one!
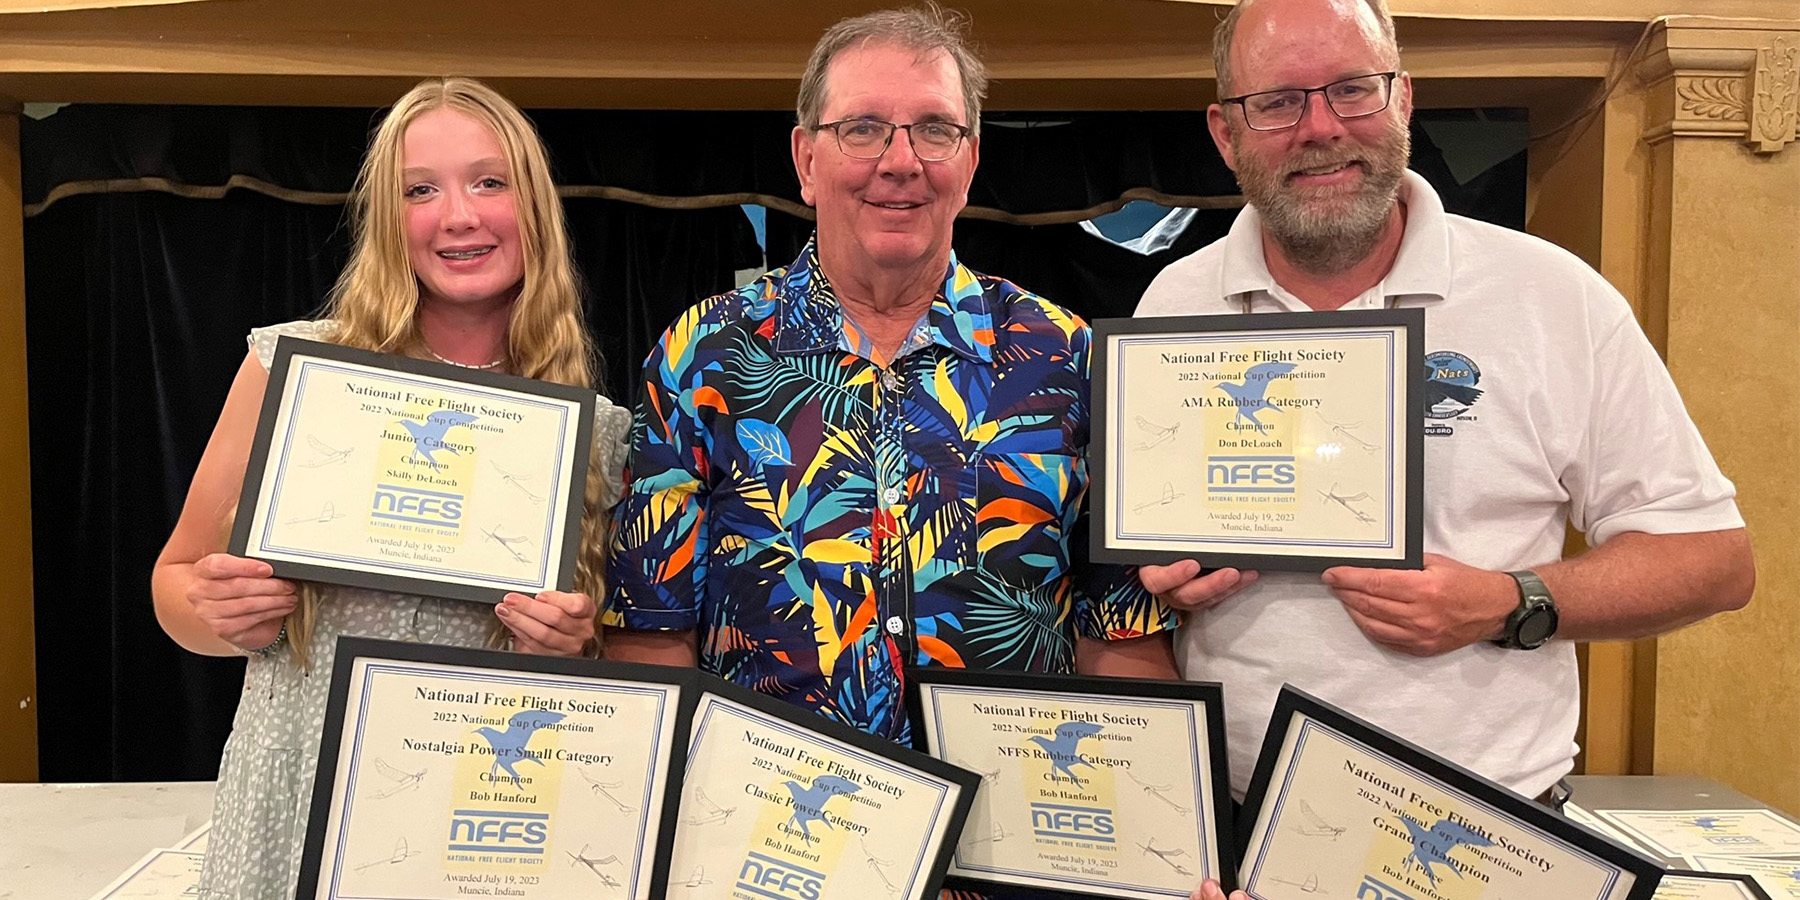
[1091,310,1423,571]
[231,338,596,604]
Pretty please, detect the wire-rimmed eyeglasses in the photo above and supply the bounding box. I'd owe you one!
[1222,72,1400,131]
[815,118,972,161]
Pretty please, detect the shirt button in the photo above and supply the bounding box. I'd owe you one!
[885,616,905,635]
[883,487,901,505]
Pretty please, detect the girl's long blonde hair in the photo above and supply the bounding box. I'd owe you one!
[284,76,606,665]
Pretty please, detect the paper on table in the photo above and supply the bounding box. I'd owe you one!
[1599,810,1800,859]
[1688,854,1800,898]
[87,848,204,900]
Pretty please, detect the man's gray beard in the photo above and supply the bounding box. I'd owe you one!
[1234,122,1411,276]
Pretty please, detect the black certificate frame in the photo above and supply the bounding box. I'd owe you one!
[1660,871,1776,900]
[680,673,982,900]
[1090,309,1425,572]
[296,637,696,900]
[230,336,596,604]
[905,667,1239,898]
[1240,686,1665,900]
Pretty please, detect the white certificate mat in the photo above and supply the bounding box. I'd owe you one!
[87,848,204,900]
[235,338,594,603]
[668,691,974,900]
[298,639,684,900]
[1240,688,1661,900]
[1598,810,1800,859]
[1690,856,1800,898]
[911,670,1232,899]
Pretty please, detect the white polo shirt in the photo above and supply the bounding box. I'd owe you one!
[1136,170,1742,798]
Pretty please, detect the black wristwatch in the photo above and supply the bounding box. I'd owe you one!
[1495,570,1559,650]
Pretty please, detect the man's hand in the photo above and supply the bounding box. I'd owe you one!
[1138,560,1260,613]
[1322,554,1517,656]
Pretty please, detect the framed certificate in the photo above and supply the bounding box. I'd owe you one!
[1090,310,1424,571]
[296,638,690,900]
[231,337,596,604]
[907,668,1235,899]
[667,678,979,900]
[1687,857,1800,898]
[1655,871,1775,900]
[1596,810,1800,859]
[1239,686,1663,900]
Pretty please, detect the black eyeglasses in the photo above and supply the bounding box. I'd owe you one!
[815,118,972,161]
[1222,72,1400,131]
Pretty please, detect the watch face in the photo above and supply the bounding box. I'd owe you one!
[1518,607,1558,647]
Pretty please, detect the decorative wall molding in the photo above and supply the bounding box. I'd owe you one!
[1677,77,1746,121]
[1748,36,1798,153]
[1641,23,1800,154]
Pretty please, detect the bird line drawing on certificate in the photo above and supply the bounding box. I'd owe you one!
[952,757,1000,786]
[1136,838,1195,877]
[367,758,425,799]
[578,765,639,813]
[781,776,861,845]
[1126,769,1192,814]
[861,838,903,895]
[1134,482,1187,513]
[1217,361,1298,433]
[679,866,714,890]
[482,525,534,565]
[283,501,348,526]
[685,787,736,826]
[300,435,353,467]
[568,845,623,889]
[1293,800,1346,839]
[1318,484,1377,525]
[492,460,545,504]
[1269,872,1322,893]
[1315,412,1380,452]
[1134,416,1181,451]
[400,410,478,470]
[353,837,422,872]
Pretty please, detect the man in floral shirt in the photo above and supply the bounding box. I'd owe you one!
[604,6,1177,742]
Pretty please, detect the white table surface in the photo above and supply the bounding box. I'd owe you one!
[0,781,215,900]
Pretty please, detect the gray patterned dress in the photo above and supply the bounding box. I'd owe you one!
[196,321,631,900]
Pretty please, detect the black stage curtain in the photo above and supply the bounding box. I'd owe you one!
[23,105,1521,782]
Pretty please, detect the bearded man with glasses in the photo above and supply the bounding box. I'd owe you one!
[605,5,1178,759]
[1131,7,1751,899]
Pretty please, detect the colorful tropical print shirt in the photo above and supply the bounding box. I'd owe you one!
[605,240,1173,742]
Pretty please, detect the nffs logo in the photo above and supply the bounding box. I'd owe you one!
[447,809,548,857]
[444,708,566,864]
[736,851,825,900]
[372,407,480,531]
[1205,456,1297,495]
[1020,721,1118,846]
